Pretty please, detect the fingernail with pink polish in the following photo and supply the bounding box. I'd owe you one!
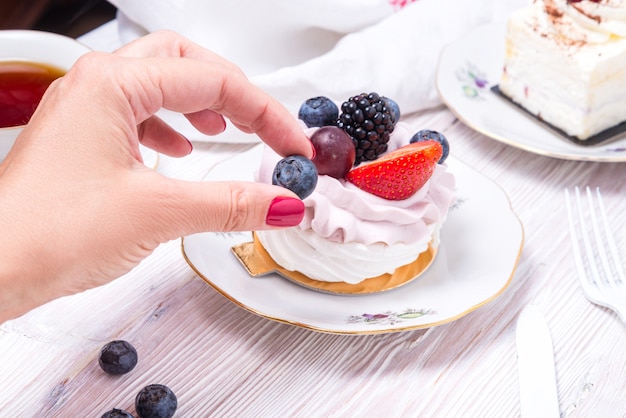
[266,196,305,227]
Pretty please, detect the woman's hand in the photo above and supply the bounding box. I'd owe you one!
[0,31,313,322]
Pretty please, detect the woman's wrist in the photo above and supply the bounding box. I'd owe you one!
[0,226,64,323]
[0,246,37,323]
[0,179,53,323]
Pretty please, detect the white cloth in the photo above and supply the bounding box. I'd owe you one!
[107,0,526,142]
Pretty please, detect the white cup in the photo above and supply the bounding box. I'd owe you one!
[0,30,91,160]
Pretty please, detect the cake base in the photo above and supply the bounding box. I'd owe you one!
[491,85,626,146]
[231,232,437,295]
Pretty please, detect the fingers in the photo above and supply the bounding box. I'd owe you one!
[138,115,193,157]
[112,31,313,159]
[139,111,227,157]
[114,30,236,65]
[184,109,227,136]
[139,175,305,240]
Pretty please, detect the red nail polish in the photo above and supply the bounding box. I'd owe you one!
[266,196,305,227]
[310,142,317,159]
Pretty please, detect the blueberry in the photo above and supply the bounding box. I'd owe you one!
[99,340,138,375]
[135,384,177,418]
[298,96,339,128]
[382,96,401,124]
[410,129,450,164]
[101,409,134,418]
[272,155,318,200]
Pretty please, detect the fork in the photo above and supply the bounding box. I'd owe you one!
[565,186,626,324]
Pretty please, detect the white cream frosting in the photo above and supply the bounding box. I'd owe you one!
[255,122,456,284]
[499,0,626,140]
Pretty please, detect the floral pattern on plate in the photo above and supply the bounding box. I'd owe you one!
[456,62,489,100]
[347,309,435,326]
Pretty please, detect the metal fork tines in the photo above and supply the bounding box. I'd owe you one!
[565,186,626,324]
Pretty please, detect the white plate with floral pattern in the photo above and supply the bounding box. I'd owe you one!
[181,144,524,334]
[436,22,626,162]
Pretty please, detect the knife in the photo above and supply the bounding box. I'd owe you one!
[516,304,560,418]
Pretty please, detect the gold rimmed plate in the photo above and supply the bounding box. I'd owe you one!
[181,145,524,334]
[436,22,626,162]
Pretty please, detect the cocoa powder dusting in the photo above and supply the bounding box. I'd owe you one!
[544,3,564,20]
[570,3,602,24]
[537,0,590,48]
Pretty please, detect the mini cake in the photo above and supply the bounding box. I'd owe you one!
[498,0,626,141]
[236,93,456,293]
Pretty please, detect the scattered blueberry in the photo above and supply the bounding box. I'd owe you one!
[135,384,178,418]
[298,96,339,128]
[382,96,401,124]
[272,155,318,199]
[99,340,138,375]
[410,129,450,164]
[101,409,135,418]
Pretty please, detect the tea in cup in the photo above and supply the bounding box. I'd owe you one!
[0,30,91,160]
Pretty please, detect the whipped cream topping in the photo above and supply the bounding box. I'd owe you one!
[531,0,626,44]
[256,227,433,284]
[255,122,456,283]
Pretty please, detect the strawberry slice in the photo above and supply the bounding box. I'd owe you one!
[346,141,442,200]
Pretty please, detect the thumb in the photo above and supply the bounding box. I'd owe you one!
[145,177,306,240]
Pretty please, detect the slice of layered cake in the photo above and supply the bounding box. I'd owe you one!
[498,0,626,141]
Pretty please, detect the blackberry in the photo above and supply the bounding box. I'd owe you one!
[337,92,395,165]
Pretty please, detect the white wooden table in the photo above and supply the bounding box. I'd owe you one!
[1,21,625,417]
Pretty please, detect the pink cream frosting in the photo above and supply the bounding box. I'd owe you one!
[255,122,456,283]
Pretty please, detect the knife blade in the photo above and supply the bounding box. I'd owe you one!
[516,304,560,418]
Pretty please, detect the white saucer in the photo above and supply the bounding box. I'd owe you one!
[436,22,626,162]
[181,145,524,334]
